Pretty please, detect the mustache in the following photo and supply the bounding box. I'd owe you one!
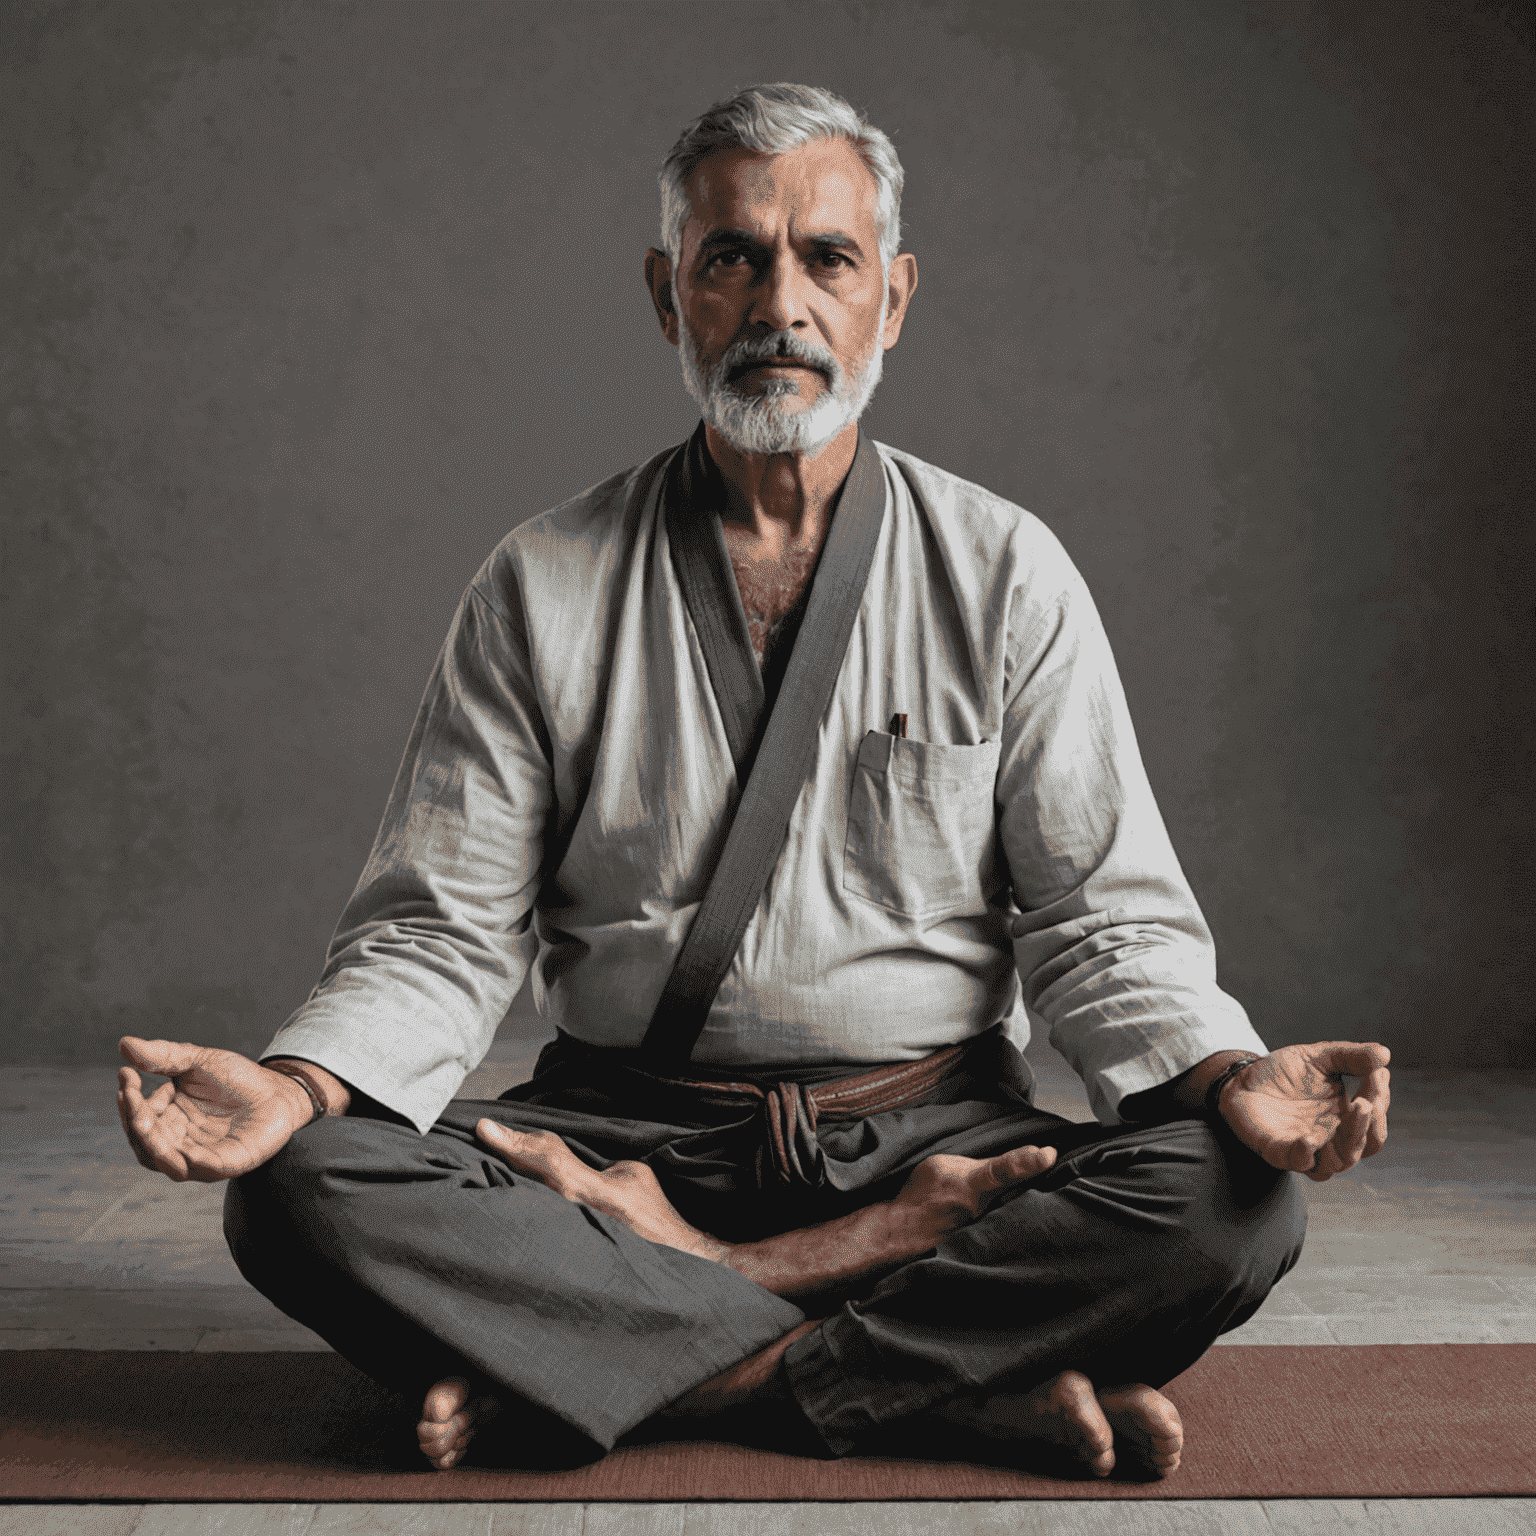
[717,332,841,388]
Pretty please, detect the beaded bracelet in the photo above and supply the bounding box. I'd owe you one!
[266,1062,328,1125]
[1203,1054,1261,1121]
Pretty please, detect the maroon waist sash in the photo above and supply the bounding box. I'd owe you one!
[505,1025,1026,1193]
[667,1041,973,1189]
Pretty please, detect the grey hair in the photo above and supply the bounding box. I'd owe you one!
[658,83,904,268]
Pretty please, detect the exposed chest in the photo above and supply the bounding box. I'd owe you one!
[724,538,821,671]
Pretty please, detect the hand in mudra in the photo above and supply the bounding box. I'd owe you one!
[1221,1041,1390,1182]
[117,1036,313,1183]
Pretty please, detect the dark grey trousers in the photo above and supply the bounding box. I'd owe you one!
[224,1038,1306,1461]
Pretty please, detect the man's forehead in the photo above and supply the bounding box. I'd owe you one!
[682,139,880,245]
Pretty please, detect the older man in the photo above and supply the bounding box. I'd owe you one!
[118,84,1390,1479]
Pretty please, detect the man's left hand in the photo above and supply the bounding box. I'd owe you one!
[1219,1041,1390,1182]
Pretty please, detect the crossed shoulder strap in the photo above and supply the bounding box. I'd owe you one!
[641,425,887,1063]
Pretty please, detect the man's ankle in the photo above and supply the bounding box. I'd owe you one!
[668,1319,820,1415]
[665,1360,833,1458]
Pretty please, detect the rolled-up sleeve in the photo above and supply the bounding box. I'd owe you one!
[260,575,552,1133]
[998,568,1268,1124]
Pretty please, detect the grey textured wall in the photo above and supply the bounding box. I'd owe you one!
[5,0,1532,1067]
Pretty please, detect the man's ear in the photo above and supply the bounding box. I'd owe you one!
[644,249,680,346]
[881,252,919,350]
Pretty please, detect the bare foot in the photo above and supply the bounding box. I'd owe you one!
[475,1121,729,1264]
[416,1375,501,1470]
[1098,1381,1182,1476]
[939,1369,1116,1477]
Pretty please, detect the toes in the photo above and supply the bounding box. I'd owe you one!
[416,1377,503,1470]
[1098,1383,1183,1477]
[1103,1383,1182,1439]
[419,1376,475,1469]
[419,1432,463,1462]
[422,1376,471,1424]
[417,1416,471,1469]
[1047,1370,1115,1475]
[418,1409,470,1443]
[417,1419,462,1452]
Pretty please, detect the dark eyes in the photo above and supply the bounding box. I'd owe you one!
[704,250,852,271]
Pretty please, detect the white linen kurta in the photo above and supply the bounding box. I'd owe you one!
[263,437,1267,1133]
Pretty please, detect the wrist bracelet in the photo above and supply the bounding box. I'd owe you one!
[1203,1055,1261,1121]
[266,1062,328,1125]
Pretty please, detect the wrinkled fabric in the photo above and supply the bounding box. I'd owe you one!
[505,1025,1028,1198]
[262,434,1267,1132]
[225,1034,1306,1458]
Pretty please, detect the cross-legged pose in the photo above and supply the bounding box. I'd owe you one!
[117,83,1390,1479]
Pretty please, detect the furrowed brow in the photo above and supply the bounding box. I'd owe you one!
[696,228,763,256]
[694,228,868,260]
[805,231,866,258]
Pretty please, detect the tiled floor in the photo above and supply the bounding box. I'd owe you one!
[3,1032,1533,1533]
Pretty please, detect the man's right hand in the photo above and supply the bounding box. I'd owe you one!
[116,1037,316,1183]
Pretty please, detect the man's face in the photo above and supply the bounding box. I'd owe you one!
[654,138,912,457]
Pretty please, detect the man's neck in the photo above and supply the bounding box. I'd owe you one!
[704,420,859,558]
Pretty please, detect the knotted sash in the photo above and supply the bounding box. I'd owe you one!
[505,1025,1030,1197]
[670,1040,974,1190]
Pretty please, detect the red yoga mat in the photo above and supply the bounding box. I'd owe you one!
[2,1345,1532,1502]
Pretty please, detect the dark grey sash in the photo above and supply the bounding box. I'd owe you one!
[642,425,886,1062]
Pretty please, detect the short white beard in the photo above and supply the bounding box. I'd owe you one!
[676,304,885,458]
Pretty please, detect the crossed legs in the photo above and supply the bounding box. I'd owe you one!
[225,1099,1304,1476]
[417,1336,1180,1476]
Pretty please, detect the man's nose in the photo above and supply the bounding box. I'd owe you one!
[747,247,810,332]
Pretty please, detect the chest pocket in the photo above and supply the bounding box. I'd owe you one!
[843,732,1002,921]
